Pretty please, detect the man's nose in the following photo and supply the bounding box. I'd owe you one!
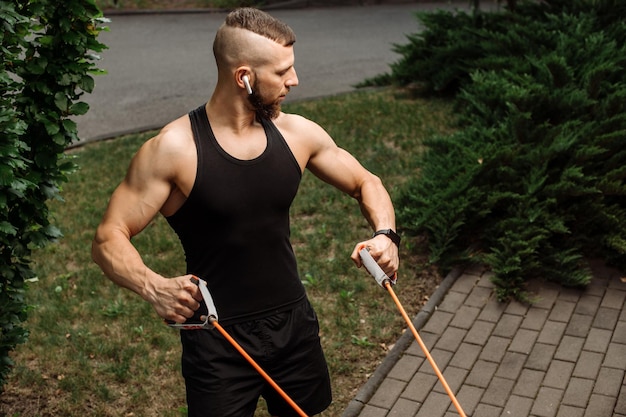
[287,68,299,87]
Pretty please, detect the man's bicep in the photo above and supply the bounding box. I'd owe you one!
[98,182,158,239]
[101,149,173,238]
[307,145,369,198]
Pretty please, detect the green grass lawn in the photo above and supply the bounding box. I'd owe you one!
[0,89,454,417]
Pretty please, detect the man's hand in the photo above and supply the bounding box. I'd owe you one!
[350,234,399,278]
[144,275,203,323]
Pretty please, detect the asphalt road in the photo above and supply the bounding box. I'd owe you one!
[74,2,470,145]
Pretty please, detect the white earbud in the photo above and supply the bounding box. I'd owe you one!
[242,75,253,95]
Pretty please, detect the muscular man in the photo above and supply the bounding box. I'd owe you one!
[92,7,399,417]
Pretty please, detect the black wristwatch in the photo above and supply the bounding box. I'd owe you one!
[372,229,401,247]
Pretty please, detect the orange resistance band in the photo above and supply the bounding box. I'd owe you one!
[211,320,309,417]
[384,281,467,417]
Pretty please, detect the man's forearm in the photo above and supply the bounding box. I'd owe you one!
[357,174,396,232]
[91,230,156,301]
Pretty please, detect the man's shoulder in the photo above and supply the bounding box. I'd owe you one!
[148,115,194,152]
[275,112,324,133]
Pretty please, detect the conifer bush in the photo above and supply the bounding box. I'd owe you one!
[386,0,626,300]
[0,0,106,390]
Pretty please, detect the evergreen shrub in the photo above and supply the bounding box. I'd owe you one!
[386,0,626,300]
[0,0,106,390]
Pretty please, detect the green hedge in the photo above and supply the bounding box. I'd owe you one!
[382,0,626,300]
[0,1,106,390]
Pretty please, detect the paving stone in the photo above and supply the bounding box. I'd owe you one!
[477,297,507,323]
[403,372,437,403]
[388,397,420,416]
[449,342,481,371]
[533,287,559,310]
[574,294,602,315]
[453,274,480,295]
[557,287,581,303]
[508,328,539,354]
[583,393,617,417]
[520,307,549,331]
[561,377,594,407]
[526,343,556,371]
[604,342,626,369]
[477,272,495,288]
[358,404,388,417]
[451,385,483,416]
[472,403,501,417]
[480,336,510,363]
[548,300,576,323]
[613,321,626,344]
[415,391,452,417]
[368,378,406,409]
[537,320,567,345]
[583,279,608,297]
[530,386,563,417]
[493,314,523,338]
[449,305,481,329]
[572,350,603,379]
[555,405,585,417]
[495,351,526,381]
[465,286,494,308]
[423,312,454,335]
[565,313,593,337]
[481,376,515,407]
[464,320,495,346]
[583,328,612,353]
[554,335,584,362]
[512,369,544,398]
[505,300,530,316]
[432,366,468,396]
[592,306,620,330]
[418,349,453,376]
[601,288,626,309]
[464,264,486,277]
[438,291,468,314]
[436,326,467,353]
[593,367,624,397]
[406,332,437,356]
[465,360,498,388]
[501,395,533,417]
[616,383,626,414]
[388,351,423,381]
[543,360,575,390]
[349,256,623,417]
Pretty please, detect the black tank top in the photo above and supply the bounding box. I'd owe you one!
[166,104,306,325]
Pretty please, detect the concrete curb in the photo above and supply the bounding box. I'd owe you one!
[341,265,464,417]
[100,0,312,16]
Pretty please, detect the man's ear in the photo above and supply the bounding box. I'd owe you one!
[235,68,253,94]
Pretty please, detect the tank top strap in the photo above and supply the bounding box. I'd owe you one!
[188,103,211,156]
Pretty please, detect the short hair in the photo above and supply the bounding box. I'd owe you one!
[213,8,296,71]
[223,7,296,47]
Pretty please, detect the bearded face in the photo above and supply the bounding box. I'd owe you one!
[247,81,282,121]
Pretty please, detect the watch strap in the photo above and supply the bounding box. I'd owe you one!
[373,229,401,247]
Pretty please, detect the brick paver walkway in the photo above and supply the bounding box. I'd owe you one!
[344,260,626,417]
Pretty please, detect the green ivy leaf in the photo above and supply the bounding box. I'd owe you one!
[54,92,68,112]
[69,101,89,115]
[0,221,17,236]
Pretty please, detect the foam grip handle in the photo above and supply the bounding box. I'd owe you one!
[359,248,393,288]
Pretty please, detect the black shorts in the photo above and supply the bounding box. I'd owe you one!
[180,298,332,417]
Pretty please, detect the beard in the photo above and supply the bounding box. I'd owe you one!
[247,87,282,121]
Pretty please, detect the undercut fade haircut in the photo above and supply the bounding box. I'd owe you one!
[224,7,296,46]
